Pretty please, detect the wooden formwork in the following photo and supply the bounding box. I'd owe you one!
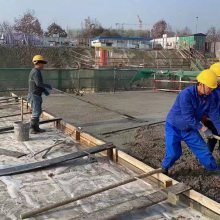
[14,93,220,219]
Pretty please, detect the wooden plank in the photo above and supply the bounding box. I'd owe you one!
[0,143,114,176]
[75,183,190,220]
[115,149,220,215]
[115,149,173,187]
[58,120,106,146]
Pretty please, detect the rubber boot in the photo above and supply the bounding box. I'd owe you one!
[30,118,45,134]
[30,118,38,134]
[35,118,46,133]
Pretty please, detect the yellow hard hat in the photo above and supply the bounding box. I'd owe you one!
[32,55,47,64]
[210,62,220,77]
[196,69,217,89]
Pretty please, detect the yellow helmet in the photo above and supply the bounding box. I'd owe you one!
[210,62,220,77]
[196,69,217,89]
[32,55,47,64]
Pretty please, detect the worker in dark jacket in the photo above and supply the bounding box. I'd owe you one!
[162,69,220,176]
[202,63,220,152]
[28,55,52,134]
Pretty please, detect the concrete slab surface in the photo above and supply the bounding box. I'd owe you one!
[0,98,209,219]
[43,90,176,150]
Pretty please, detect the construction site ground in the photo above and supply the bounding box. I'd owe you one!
[42,90,220,205]
[0,96,208,219]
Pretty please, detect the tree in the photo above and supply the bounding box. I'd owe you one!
[176,26,192,36]
[151,20,167,38]
[165,24,175,37]
[123,29,150,38]
[80,17,104,38]
[206,27,220,54]
[44,22,67,37]
[0,21,13,34]
[100,29,121,37]
[78,17,105,45]
[14,10,43,36]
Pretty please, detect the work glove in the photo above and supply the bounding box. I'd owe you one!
[43,89,50,96]
[203,129,213,139]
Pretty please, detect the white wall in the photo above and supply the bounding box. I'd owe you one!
[151,36,179,49]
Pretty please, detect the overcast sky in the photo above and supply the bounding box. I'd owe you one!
[0,0,219,33]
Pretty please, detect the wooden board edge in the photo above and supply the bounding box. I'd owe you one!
[115,149,220,215]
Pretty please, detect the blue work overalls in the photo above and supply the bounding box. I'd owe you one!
[162,85,220,171]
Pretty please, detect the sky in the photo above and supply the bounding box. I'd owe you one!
[0,0,219,33]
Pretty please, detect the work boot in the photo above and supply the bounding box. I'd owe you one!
[30,118,38,134]
[35,119,46,133]
[30,118,45,134]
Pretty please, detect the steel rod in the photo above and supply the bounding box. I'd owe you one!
[20,168,162,219]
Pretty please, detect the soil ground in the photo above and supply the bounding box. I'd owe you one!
[129,124,220,203]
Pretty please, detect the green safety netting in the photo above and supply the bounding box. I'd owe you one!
[129,69,156,84]
[175,70,200,80]
[130,69,201,84]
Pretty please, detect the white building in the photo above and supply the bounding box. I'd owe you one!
[151,34,179,49]
[90,36,152,49]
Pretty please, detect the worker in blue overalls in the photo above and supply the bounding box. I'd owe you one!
[162,69,220,176]
[202,63,220,153]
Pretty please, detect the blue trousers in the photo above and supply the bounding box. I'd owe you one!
[27,93,42,119]
[162,122,218,171]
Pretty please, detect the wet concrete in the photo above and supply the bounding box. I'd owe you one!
[43,90,175,149]
[130,124,220,204]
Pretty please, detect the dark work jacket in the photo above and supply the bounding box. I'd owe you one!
[28,68,48,96]
[166,85,220,133]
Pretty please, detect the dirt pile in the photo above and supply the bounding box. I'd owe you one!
[130,124,220,203]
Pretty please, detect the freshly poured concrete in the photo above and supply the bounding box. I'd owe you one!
[0,99,209,219]
[43,90,176,149]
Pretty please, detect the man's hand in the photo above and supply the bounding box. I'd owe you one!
[44,89,50,96]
